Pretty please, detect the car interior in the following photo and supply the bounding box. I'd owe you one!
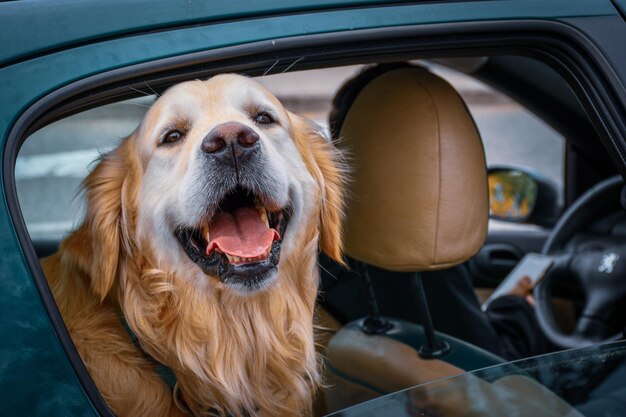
[17,53,626,416]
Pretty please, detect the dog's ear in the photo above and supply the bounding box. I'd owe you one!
[62,137,140,301]
[290,114,347,264]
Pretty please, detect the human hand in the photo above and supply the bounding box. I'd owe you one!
[507,275,535,307]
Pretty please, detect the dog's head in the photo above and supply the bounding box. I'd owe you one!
[64,74,346,416]
[78,74,345,297]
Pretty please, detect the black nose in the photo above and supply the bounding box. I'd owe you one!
[201,122,260,161]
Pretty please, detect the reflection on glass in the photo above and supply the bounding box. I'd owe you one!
[328,341,626,417]
[489,170,537,221]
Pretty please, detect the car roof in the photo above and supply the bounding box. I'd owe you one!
[0,0,616,67]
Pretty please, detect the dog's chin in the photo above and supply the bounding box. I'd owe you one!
[174,185,290,294]
[219,262,280,294]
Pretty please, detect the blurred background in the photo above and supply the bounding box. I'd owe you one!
[16,63,563,241]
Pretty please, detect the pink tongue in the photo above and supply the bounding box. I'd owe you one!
[206,207,279,258]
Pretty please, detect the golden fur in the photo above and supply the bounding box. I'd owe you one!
[42,75,346,417]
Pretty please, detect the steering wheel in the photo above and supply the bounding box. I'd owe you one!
[534,175,626,349]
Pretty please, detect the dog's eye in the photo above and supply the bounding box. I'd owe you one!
[253,112,275,126]
[160,130,184,146]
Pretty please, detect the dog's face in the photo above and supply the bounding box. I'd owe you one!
[72,74,346,301]
[127,74,336,294]
[62,74,345,416]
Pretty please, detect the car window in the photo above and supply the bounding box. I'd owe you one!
[16,63,563,242]
[16,98,152,241]
[326,339,626,417]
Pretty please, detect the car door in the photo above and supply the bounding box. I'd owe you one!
[2,1,626,416]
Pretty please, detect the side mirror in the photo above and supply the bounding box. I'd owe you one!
[488,166,561,227]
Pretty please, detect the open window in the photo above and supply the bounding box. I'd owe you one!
[17,60,569,248]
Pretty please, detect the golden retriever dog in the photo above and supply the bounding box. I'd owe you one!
[41,74,346,417]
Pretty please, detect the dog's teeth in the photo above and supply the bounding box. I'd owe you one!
[201,223,210,242]
[225,252,271,264]
[258,207,269,227]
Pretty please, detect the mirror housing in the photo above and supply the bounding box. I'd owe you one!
[488,166,561,227]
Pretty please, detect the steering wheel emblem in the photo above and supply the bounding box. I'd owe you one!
[598,253,619,274]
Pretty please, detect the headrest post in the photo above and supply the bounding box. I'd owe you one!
[355,261,392,334]
[412,272,451,359]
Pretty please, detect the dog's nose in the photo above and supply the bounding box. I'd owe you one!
[201,122,260,157]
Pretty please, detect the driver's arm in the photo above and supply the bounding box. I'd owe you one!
[484,276,550,359]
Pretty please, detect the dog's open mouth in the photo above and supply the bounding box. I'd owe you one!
[175,186,290,291]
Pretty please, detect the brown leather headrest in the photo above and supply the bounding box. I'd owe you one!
[338,67,488,271]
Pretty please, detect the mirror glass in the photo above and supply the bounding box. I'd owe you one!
[488,170,538,221]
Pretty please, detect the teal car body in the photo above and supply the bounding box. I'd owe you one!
[1,1,626,415]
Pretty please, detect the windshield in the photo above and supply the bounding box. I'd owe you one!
[328,340,626,417]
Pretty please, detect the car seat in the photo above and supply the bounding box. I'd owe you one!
[323,64,504,411]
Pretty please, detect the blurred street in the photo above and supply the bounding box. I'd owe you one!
[16,64,563,239]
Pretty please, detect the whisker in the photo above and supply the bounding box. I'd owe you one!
[129,86,153,97]
[144,81,160,98]
[281,57,304,74]
[321,198,347,217]
[263,59,280,76]
[317,261,339,280]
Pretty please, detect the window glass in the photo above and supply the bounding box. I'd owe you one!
[327,340,626,417]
